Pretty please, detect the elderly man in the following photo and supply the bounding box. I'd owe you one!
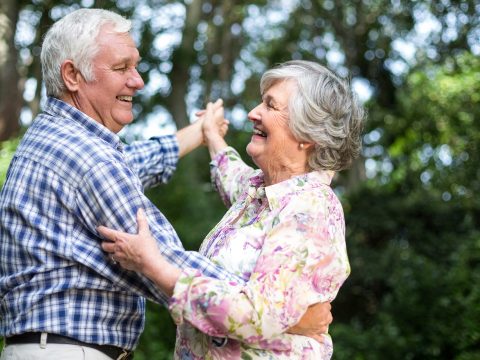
[0,8,331,360]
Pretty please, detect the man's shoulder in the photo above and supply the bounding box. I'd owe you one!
[16,113,122,179]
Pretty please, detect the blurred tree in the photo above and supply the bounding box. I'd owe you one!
[331,52,480,360]
[256,0,479,105]
[247,0,479,192]
[2,0,478,144]
[0,0,23,140]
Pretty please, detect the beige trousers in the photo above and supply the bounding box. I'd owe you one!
[0,343,113,360]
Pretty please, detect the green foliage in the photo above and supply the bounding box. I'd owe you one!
[332,186,480,359]
[367,53,480,196]
[0,138,19,187]
[329,53,480,359]
[133,302,176,360]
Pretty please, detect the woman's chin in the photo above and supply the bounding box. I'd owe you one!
[246,142,258,158]
[246,144,261,168]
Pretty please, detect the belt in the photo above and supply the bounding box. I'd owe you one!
[5,332,133,360]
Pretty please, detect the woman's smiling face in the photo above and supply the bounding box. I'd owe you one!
[246,79,308,183]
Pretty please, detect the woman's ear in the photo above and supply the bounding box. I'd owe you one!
[299,142,315,151]
[61,60,82,92]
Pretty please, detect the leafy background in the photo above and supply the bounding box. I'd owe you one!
[1,1,479,359]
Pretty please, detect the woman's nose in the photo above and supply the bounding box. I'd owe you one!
[247,104,261,122]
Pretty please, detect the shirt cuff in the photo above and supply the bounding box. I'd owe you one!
[148,134,179,185]
[168,268,203,325]
[209,146,240,169]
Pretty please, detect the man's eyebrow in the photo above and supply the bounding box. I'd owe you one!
[113,56,142,65]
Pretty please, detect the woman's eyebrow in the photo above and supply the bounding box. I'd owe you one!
[262,94,275,103]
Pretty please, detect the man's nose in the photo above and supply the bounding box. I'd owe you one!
[127,68,144,90]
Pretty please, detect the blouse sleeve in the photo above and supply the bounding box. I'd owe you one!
[168,189,350,350]
[210,147,257,208]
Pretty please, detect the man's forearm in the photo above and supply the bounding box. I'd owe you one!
[176,120,203,158]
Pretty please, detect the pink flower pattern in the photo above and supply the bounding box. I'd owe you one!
[169,147,350,359]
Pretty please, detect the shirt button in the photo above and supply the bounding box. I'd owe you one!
[211,337,228,347]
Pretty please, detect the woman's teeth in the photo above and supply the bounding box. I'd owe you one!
[253,128,267,137]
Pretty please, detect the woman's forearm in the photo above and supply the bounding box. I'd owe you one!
[206,134,228,160]
[202,100,229,159]
[142,257,181,297]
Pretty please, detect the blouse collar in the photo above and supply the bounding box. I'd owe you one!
[248,170,335,210]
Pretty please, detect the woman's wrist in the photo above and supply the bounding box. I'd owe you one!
[205,133,228,159]
[143,256,181,297]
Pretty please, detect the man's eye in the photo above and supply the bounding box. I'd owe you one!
[114,67,128,72]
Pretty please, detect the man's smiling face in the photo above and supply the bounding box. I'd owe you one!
[74,25,144,133]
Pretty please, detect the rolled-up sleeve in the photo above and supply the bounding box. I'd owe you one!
[124,135,179,189]
[210,147,256,208]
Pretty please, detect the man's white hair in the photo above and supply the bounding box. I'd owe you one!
[41,8,131,97]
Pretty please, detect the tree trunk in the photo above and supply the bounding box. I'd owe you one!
[0,0,22,141]
[166,0,202,129]
[165,0,205,185]
[28,6,53,120]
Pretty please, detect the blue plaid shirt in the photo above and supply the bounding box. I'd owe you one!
[0,97,242,350]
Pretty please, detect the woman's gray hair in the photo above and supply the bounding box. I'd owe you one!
[41,9,131,97]
[261,60,365,171]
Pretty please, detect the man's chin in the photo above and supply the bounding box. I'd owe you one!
[106,119,132,133]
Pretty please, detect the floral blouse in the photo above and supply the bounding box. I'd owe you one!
[169,147,350,359]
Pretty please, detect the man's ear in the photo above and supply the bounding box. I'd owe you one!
[61,60,82,92]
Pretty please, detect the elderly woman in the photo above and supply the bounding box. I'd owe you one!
[99,60,364,359]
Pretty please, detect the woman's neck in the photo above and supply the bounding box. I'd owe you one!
[263,164,309,186]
